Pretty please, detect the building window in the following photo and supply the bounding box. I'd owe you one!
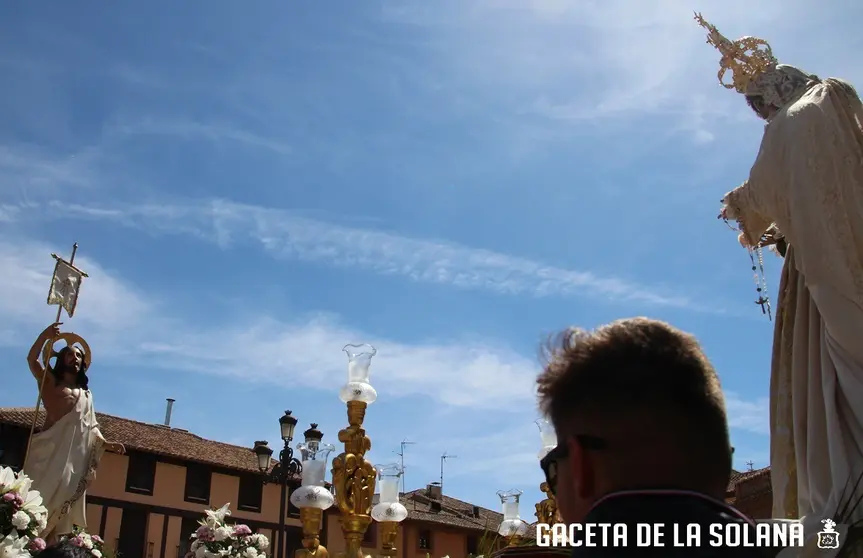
[0,425,27,471]
[125,452,157,495]
[184,464,211,504]
[362,524,376,547]
[237,474,263,512]
[287,491,300,518]
[467,534,479,556]
[418,529,432,550]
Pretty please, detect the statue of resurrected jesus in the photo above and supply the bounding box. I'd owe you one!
[25,322,125,541]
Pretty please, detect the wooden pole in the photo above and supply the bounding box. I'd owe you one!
[22,242,79,471]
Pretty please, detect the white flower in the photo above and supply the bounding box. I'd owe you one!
[82,535,94,549]
[214,527,232,542]
[0,531,31,558]
[205,504,231,526]
[195,545,208,558]
[21,488,46,518]
[243,548,258,558]
[92,550,103,558]
[0,467,16,492]
[251,534,269,550]
[10,511,30,531]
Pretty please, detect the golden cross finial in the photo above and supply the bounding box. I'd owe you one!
[694,12,777,93]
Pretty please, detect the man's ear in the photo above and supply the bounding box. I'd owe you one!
[567,437,595,500]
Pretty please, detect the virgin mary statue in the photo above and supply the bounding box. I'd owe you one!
[695,14,863,527]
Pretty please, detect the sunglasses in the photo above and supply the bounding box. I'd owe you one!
[539,435,607,497]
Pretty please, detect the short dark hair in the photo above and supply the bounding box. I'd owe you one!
[537,317,732,497]
[35,541,94,558]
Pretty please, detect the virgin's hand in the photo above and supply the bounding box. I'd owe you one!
[738,233,751,248]
[718,205,729,220]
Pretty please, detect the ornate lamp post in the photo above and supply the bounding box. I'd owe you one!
[255,411,310,558]
[290,424,336,558]
[371,464,408,557]
[534,419,561,524]
[496,489,529,547]
[332,344,378,558]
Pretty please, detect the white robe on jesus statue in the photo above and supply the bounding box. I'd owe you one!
[24,389,106,539]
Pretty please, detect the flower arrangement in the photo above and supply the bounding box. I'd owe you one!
[0,466,49,558]
[185,504,269,558]
[59,527,105,558]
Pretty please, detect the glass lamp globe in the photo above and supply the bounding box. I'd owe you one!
[371,464,408,523]
[289,441,336,510]
[339,344,378,404]
[536,418,557,460]
[253,441,273,472]
[496,489,528,537]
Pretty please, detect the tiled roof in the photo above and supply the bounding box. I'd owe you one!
[0,407,296,479]
[726,467,771,505]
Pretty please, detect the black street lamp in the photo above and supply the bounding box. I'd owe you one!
[254,410,305,558]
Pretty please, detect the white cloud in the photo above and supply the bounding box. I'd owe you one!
[725,392,770,435]
[0,237,537,410]
[379,0,863,143]
[105,118,293,157]
[5,198,711,311]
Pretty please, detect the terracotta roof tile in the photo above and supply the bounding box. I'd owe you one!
[0,406,297,479]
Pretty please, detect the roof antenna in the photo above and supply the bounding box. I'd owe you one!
[393,438,416,494]
[440,451,457,496]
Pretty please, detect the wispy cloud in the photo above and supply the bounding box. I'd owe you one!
[0,237,538,410]
[106,118,293,157]
[725,392,770,435]
[7,199,707,310]
[379,0,862,144]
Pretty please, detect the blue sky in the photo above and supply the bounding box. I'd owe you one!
[1,1,861,514]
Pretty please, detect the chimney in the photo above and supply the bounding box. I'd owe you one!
[164,398,175,427]
[472,505,480,518]
[426,482,442,500]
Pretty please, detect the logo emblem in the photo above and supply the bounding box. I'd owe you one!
[817,519,840,550]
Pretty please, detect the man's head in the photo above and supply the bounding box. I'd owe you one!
[536,318,732,523]
[51,345,89,389]
[35,541,94,558]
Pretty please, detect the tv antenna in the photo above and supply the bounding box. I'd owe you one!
[393,438,416,494]
[746,460,754,471]
[440,451,458,495]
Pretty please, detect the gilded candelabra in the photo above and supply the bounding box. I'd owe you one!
[535,419,561,525]
[332,344,379,558]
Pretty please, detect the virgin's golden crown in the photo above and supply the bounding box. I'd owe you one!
[694,13,777,93]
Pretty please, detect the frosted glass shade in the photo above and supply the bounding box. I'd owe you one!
[296,442,335,487]
[371,502,408,523]
[536,418,558,460]
[498,519,528,537]
[290,486,334,510]
[340,344,378,403]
